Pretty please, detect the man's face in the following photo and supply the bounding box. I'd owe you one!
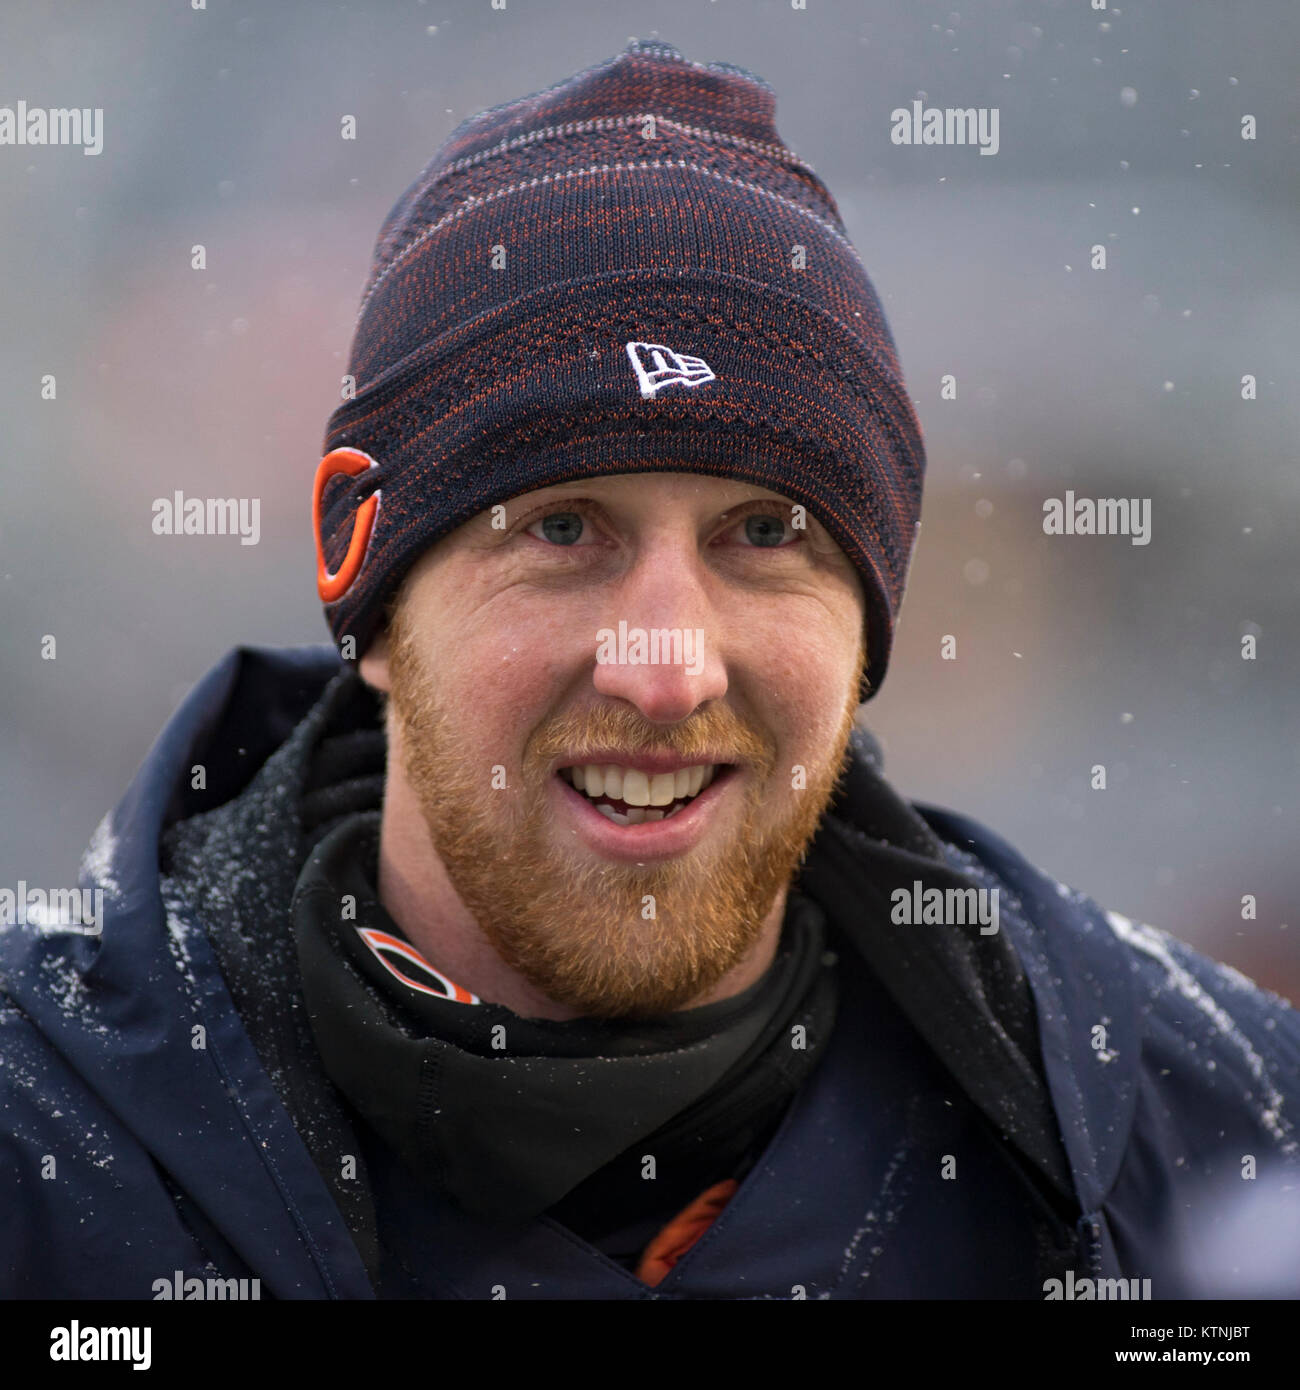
[363,473,867,1019]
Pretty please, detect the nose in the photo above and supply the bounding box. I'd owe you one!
[589,551,729,725]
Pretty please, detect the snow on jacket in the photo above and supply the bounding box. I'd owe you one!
[1,644,1297,1299]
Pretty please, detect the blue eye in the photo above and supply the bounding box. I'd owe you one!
[536,511,585,545]
[743,513,790,547]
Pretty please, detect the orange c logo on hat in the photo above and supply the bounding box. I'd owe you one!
[313,448,381,603]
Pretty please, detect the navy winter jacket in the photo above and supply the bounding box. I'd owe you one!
[2,645,1297,1299]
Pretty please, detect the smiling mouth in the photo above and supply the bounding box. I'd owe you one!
[556,763,733,825]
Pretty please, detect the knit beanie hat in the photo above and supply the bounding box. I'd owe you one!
[314,37,926,702]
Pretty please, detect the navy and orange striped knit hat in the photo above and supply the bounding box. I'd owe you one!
[314,37,926,702]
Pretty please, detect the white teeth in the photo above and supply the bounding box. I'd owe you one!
[621,769,651,807]
[561,762,723,809]
[648,773,676,807]
[591,798,691,827]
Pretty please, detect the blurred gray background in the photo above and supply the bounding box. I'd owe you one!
[2,0,1297,997]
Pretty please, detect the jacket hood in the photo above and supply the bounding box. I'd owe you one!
[0,644,1145,1292]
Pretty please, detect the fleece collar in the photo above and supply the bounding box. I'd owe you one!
[292,808,835,1225]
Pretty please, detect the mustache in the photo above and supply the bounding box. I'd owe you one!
[529,701,776,775]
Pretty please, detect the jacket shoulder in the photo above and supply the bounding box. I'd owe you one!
[1104,908,1300,1150]
[915,800,1300,1157]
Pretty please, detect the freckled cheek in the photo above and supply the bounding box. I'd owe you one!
[484,602,595,675]
[467,645,558,710]
[755,672,852,779]
[455,620,573,733]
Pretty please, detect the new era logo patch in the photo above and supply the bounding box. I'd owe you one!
[625,340,716,399]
